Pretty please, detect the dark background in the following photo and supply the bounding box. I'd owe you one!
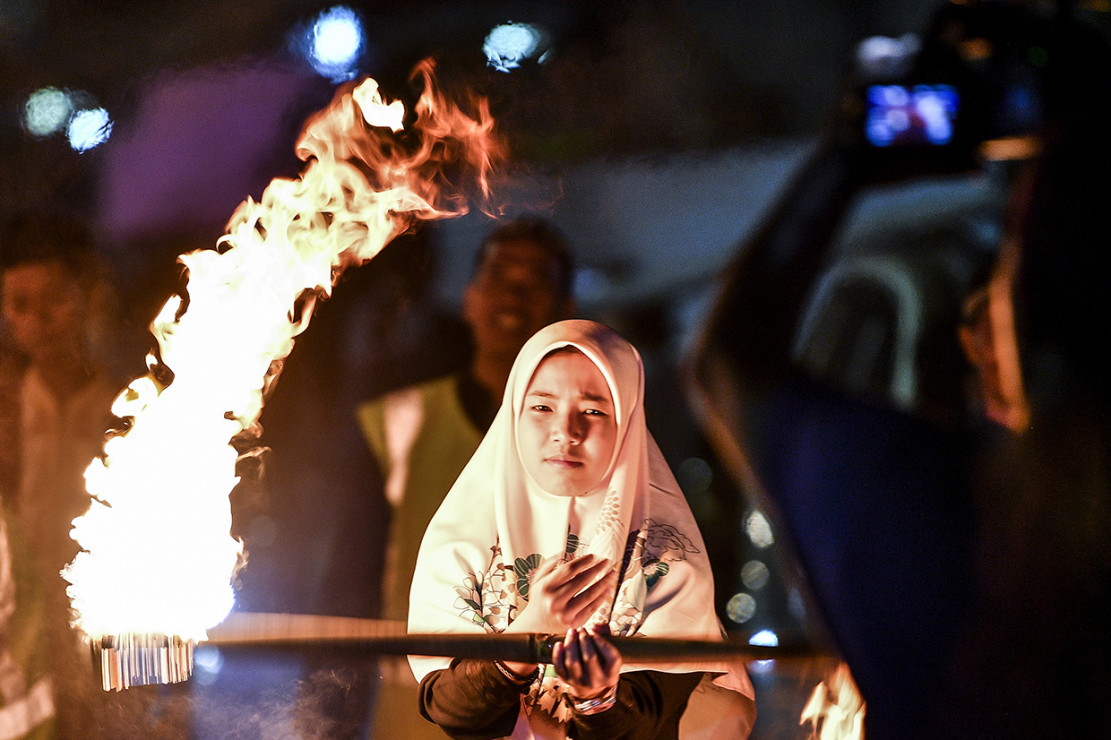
[2,0,945,308]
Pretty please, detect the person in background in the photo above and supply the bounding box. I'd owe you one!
[934,17,1111,735]
[409,319,755,739]
[687,3,1111,737]
[358,216,576,623]
[0,212,121,560]
[0,210,126,737]
[0,507,56,738]
[356,215,575,737]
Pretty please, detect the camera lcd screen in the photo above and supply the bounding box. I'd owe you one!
[865,84,960,146]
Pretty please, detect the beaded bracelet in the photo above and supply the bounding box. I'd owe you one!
[572,685,618,715]
[494,660,538,685]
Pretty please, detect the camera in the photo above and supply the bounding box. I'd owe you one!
[857,2,1056,158]
[864,83,960,147]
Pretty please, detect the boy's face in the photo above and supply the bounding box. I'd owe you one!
[1,259,87,366]
[463,238,569,362]
[517,350,617,497]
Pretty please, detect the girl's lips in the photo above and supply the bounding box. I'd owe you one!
[545,457,582,469]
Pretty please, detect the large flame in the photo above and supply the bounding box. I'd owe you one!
[63,60,503,643]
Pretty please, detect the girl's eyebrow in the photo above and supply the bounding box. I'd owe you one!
[525,389,612,405]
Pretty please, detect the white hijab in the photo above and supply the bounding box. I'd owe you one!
[408,320,753,731]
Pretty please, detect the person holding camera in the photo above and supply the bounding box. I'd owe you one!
[687,2,1111,737]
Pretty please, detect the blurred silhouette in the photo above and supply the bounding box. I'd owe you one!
[0,209,128,738]
[0,212,122,566]
[0,501,56,738]
[937,12,1111,735]
[356,215,575,738]
[686,1,1111,737]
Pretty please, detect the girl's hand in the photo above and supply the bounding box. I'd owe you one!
[552,625,622,701]
[507,553,615,635]
[499,554,616,678]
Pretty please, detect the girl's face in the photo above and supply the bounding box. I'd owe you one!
[518,349,618,497]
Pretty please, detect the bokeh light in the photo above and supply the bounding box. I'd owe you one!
[741,559,770,591]
[747,629,780,674]
[745,509,774,548]
[23,86,74,137]
[787,586,807,622]
[748,629,779,647]
[677,456,713,495]
[192,645,224,686]
[483,22,548,72]
[726,592,757,624]
[67,107,112,152]
[855,33,920,80]
[307,5,364,81]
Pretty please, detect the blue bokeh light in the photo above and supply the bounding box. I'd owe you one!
[307,6,364,81]
[484,22,548,72]
[67,107,112,152]
[748,629,779,648]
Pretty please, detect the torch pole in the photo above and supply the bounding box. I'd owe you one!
[205,611,814,663]
[91,612,820,691]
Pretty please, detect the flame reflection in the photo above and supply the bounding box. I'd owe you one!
[800,661,866,740]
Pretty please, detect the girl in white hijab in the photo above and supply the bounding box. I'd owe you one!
[408,320,754,739]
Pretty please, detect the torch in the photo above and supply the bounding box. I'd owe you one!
[201,611,816,664]
[62,62,503,691]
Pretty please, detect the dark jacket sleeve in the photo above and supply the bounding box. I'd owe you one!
[568,670,702,740]
[420,661,702,740]
[419,659,531,740]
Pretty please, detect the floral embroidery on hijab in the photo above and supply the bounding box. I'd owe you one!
[514,553,542,600]
[643,559,670,588]
[451,517,700,646]
[641,518,700,560]
[453,544,518,632]
[609,518,703,634]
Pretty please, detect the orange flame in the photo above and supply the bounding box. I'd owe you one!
[63,60,504,643]
[800,662,866,740]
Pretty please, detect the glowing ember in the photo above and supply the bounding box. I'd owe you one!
[62,60,502,686]
[800,662,866,740]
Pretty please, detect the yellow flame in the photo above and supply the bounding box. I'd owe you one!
[63,61,503,643]
[800,662,866,740]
